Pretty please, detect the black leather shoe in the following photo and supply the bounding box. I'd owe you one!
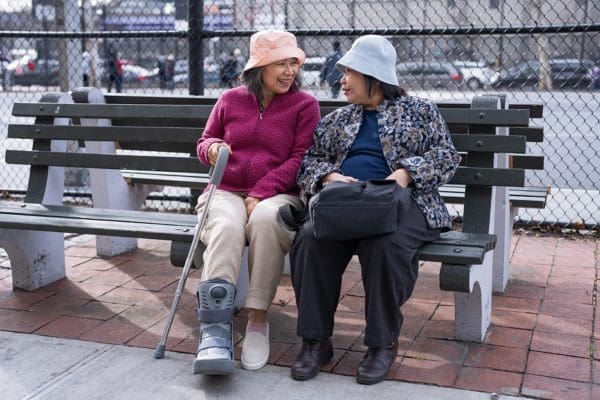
[290,338,333,381]
[356,342,398,385]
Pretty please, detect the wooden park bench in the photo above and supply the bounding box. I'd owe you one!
[0,88,545,341]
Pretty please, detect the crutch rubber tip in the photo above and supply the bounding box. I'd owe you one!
[154,344,166,359]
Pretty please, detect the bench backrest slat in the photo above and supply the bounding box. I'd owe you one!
[6,150,207,174]
[13,102,530,128]
[510,155,545,170]
[8,124,201,143]
[508,126,544,142]
[12,103,214,120]
[509,102,543,118]
[451,134,526,153]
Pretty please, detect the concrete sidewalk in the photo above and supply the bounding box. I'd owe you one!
[1,330,523,400]
[0,233,597,399]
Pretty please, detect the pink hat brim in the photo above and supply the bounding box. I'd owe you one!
[244,46,306,71]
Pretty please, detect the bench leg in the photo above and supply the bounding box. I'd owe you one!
[86,143,158,257]
[492,186,511,293]
[0,230,65,291]
[76,88,159,257]
[442,252,493,342]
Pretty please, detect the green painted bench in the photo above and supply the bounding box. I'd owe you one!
[0,88,545,341]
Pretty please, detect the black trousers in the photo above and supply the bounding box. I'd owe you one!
[290,198,440,347]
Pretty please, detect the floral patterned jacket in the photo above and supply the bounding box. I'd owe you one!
[297,95,461,229]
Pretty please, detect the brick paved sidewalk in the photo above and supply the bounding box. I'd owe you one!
[0,234,597,399]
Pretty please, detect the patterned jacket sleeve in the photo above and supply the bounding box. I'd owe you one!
[399,102,461,192]
[296,111,341,196]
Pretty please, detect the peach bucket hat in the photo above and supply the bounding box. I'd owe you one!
[243,30,306,71]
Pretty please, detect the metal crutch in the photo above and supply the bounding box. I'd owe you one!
[154,147,229,359]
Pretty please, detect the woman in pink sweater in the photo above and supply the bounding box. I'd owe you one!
[193,30,320,376]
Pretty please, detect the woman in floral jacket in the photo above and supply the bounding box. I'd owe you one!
[289,35,461,385]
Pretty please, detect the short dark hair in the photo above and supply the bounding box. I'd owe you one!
[241,67,302,102]
[363,75,406,99]
[241,67,264,101]
[332,40,341,51]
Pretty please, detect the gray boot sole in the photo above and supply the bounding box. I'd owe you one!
[192,358,235,375]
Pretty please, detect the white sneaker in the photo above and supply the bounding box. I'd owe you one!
[241,323,270,370]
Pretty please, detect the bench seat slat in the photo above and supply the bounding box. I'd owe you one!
[0,213,195,242]
[122,171,210,187]
[508,195,548,208]
[440,184,548,197]
[5,150,203,173]
[418,244,487,264]
[0,202,196,227]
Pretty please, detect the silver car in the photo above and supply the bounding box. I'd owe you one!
[396,61,463,90]
[453,60,496,90]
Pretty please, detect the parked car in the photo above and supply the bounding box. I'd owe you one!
[396,61,463,90]
[7,58,59,86]
[491,58,594,89]
[121,64,157,84]
[172,58,220,86]
[98,62,157,86]
[300,56,325,88]
[452,60,495,89]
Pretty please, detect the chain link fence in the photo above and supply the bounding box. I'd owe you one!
[1,0,599,229]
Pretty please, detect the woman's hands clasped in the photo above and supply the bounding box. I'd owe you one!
[245,196,260,216]
[322,172,358,185]
[386,168,413,188]
[322,169,412,187]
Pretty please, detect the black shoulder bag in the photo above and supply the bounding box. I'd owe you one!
[279,180,412,241]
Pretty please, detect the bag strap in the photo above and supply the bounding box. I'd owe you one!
[278,204,309,231]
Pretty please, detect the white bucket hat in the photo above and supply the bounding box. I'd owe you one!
[336,35,399,86]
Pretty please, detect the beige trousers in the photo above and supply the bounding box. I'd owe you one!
[196,190,302,310]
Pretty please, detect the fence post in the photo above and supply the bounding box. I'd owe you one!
[188,0,205,95]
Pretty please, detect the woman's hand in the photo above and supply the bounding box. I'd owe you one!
[207,142,232,166]
[245,196,260,216]
[322,172,358,185]
[386,168,413,187]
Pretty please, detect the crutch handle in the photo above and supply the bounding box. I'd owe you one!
[210,146,229,186]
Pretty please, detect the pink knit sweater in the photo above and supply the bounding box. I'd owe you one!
[197,85,320,199]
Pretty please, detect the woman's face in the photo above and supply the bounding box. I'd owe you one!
[340,67,382,108]
[261,58,300,97]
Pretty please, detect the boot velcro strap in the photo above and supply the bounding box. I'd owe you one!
[198,323,232,352]
[198,336,232,352]
[196,307,235,323]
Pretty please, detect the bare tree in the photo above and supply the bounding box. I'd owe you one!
[81,0,101,87]
[532,0,552,90]
[55,0,82,91]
